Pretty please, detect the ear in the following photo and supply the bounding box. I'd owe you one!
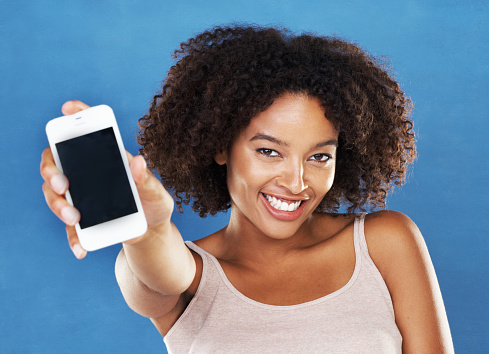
[214,150,228,165]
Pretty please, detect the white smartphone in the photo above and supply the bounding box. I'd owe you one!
[46,105,147,251]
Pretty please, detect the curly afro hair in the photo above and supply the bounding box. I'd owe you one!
[138,24,416,216]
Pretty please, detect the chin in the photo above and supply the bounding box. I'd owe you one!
[257,220,306,242]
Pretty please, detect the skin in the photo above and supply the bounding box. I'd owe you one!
[41,95,453,353]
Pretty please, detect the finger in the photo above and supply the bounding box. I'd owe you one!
[40,148,69,195]
[43,181,80,226]
[61,100,90,116]
[66,225,87,259]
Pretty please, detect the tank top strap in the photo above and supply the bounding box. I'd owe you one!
[186,240,209,265]
[185,240,225,299]
[352,212,396,317]
[164,241,221,341]
[353,212,369,259]
[185,240,221,295]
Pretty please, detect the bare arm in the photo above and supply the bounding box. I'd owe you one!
[365,211,453,353]
[115,222,195,317]
[115,243,195,319]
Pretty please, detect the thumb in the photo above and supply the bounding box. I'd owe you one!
[129,155,174,227]
[61,100,90,115]
[130,155,170,203]
[130,155,148,185]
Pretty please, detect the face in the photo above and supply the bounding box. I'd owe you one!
[215,93,339,240]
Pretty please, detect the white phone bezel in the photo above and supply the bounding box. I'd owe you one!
[46,105,147,251]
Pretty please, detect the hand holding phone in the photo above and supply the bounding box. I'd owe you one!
[43,103,180,255]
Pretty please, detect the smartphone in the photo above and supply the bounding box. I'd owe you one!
[46,105,147,251]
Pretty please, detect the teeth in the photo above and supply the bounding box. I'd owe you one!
[264,194,302,212]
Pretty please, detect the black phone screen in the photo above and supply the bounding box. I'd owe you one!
[56,127,138,229]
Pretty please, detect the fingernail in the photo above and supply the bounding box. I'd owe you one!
[61,206,80,226]
[72,243,83,259]
[51,174,68,194]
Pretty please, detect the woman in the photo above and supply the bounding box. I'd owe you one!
[41,25,453,352]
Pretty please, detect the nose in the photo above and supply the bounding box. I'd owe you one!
[277,158,308,194]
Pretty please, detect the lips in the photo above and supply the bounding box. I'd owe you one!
[260,193,308,221]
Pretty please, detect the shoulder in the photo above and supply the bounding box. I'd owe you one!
[364,209,420,240]
[363,210,426,277]
[363,210,432,292]
[364,210,454,352]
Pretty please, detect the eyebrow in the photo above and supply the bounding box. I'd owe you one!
[249,133,338,149]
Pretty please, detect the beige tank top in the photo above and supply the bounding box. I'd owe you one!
[164,213,402,353]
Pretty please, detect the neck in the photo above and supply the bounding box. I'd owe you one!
[217,207,316,269]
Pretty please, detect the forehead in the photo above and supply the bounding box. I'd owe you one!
[242,93,338,140]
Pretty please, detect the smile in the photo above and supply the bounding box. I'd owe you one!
[263,193,302,212]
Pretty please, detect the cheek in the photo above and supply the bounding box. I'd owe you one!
[324,171,334,187]
[315,165,336,195]
[226,158,273,199]
[225,160,254,200]
[326,172,335,192]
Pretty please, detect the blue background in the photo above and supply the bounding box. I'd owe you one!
[1,1,488,353]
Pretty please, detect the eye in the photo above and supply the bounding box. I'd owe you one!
[309,153,332,163]
[257,148,280,157]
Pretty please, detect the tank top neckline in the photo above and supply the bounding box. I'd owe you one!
[186,213,366,310]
